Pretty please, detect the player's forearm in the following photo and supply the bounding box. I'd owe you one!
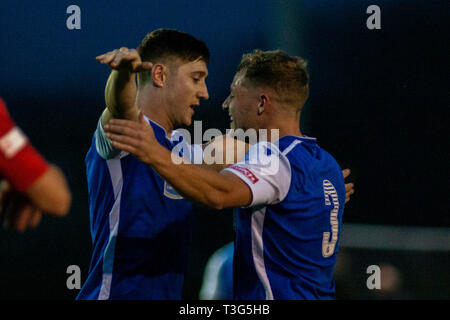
[152,146,231,210]
[25,164,71,216]
[202,135,250,171]
[105,70,137,119]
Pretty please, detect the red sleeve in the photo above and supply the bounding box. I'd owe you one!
[0,98,49,192]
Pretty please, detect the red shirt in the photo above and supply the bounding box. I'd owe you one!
[0,98,49,192]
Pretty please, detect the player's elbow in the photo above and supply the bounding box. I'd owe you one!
[41,166,72,216]
[209,200,225,211]
[205,190,227,211]
[50,188,72,216]
[25,165,72,216]
[36,186,72,216]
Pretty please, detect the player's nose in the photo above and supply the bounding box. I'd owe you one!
[222,96,230,110]
[198,83,209,100]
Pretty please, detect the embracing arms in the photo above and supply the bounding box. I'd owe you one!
[104,114,251,209]
[104,115,355,209]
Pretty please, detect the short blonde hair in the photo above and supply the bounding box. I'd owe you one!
[237,49,309,111]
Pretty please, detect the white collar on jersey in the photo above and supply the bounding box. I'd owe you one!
[143,114,180,142]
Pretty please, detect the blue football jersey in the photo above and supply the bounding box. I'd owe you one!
[224,136,345,300]
[77,115,200,300]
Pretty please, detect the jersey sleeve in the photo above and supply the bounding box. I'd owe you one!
[0,98,49,192]
[95,116,122,160]
[223,141,291,207]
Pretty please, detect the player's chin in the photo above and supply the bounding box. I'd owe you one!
[183,107,195,126]
[184,115,193,127]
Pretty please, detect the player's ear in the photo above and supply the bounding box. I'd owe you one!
[257,94,267,115]
[151,64,166,88]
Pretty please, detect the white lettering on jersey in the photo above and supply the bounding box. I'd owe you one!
[322,180,339,258]
[228,166,259,184]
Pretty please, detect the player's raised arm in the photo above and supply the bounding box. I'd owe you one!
[96,47,153,126]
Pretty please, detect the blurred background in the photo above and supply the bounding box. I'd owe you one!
[0,0,448,300]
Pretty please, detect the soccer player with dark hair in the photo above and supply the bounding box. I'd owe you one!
[77,29,210,300]
[105,49,349,299]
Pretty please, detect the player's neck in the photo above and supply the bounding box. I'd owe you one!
[136,91,173,137]
[265,118,302,141]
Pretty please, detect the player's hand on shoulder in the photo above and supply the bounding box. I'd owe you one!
[96,47,153,72]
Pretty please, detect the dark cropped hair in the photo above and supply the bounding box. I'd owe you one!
[138,28,210,65]
[237,49,309,110]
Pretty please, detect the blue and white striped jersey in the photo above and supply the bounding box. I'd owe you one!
[224,136,345,300]
[77,115,200,300]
